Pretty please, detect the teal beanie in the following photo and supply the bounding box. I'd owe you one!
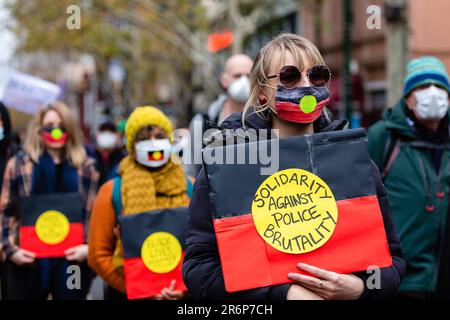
[404,56,450,96]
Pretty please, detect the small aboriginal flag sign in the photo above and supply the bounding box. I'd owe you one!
[19,193,84,258]
[203,128,392,292]
[148,150,165,161]
[119,207,188,300]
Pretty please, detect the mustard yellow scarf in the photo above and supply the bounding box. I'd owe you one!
[113,156,189,269]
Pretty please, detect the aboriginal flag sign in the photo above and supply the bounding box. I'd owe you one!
[19,193,84,258]
[119,207,188,300]
[203,128,392,292]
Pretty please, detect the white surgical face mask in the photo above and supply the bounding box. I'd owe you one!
[0,127,4,141]
[135,139,172,168]
[227,75,250,104]
[413,85,449,121]
[97,132,118,149]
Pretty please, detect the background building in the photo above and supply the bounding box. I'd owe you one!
[300,0,450,127]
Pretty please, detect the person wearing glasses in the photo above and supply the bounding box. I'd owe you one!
[182,33,405,300]
[186,54,254,178]
[0,102,99,300]
[368,56,450,300]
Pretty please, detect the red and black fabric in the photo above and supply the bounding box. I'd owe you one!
[203,128,393,292]
[19,192,83,258]
[119,207,188,300]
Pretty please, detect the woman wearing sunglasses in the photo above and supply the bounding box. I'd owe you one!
[0,102,99,299]
[183,33,405,300]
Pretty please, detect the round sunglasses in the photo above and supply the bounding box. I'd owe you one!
[267,65,331,88]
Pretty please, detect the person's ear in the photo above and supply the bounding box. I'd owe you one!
[258,95,268,106]
[404,92,416,111]
[220,72,231,90]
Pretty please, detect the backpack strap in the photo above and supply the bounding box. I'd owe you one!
[380,132,401,179]
[111,176,122,221]
[186,175,195,199]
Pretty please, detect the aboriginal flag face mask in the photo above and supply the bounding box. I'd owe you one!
[135,139,172,168]
[274,85,331,124]
[41,126,69,146]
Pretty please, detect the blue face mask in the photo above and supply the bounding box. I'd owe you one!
[0,127,4,141]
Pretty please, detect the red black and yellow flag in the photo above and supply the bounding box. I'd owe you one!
[203,128,392,292]
[119,207,188,300]
[147,150,166,161]
[19,193,84,258]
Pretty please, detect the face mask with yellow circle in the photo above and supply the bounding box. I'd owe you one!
[274,85,331,124]
[135,139,172,168]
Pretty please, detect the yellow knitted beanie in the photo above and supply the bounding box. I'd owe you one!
[125,106,173,153]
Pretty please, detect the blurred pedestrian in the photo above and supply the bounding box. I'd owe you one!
[0,102,99,300]
[93,122,126,186]
[183,33,405,300]
[116,119,127,152]
[88,106,190,300]
[0,103,12,184]
[0,102,12,299]
[186,54,253,177]
[10,129,26,156]
[369,56,450,299]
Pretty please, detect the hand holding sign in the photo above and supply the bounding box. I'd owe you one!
[287,263,364,300]
[64,244,88,262]
[160,279,184,300]
[9,248,36,266]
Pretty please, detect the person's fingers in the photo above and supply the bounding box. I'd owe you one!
[21,255,35,264]
[65,254,76,261]
[169,279,176,291]
[65,249,82,261]
[288,272,327,289]
[297,263,338,281]
[160,293,169,300]
[152,294,163,300]
[21,249,36,258]
[160,290,172,300]
[161,288,169,295]
[64,248,76,256]
[161,287,176,299]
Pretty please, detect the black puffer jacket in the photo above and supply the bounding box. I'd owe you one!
[182,110,406,300]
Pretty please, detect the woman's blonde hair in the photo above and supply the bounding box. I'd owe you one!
[24,101,87,168]
[243,33,326,125]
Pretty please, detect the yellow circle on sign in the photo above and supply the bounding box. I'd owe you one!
[35,210,70,245]
[252,168,338,254]
[141,232,182,274]
[152,151,162,160]
[300,95,317,114]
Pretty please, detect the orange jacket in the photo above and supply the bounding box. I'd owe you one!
[88,180,126,292]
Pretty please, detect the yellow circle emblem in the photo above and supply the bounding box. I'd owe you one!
[152,151,162,160]
[300,95,317,114]
[35,210,70,245]
[51,128,63,140]
[141,232,182,273]
[252,169,338,254]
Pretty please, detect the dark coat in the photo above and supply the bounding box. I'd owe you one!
[183,110,406,300]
